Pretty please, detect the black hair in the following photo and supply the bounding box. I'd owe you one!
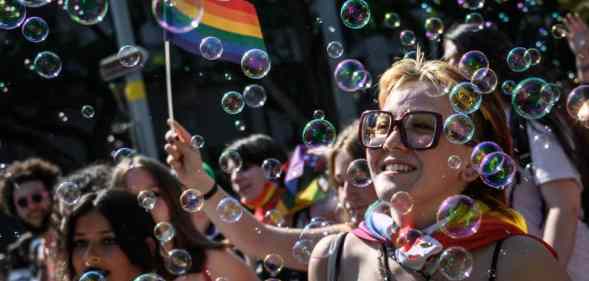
[224,134,288,167]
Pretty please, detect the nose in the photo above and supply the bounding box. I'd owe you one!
[83,244,102,268]
[382,126,408,152]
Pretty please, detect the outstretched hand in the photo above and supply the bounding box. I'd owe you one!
[164,119,214,190]
[564,14,589,55]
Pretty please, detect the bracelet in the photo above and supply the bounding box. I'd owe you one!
[203,182,218,200]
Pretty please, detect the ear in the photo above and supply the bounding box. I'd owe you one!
[459,163,479,183]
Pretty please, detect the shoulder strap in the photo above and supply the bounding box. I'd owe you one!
[488,239,506,281]
[327,232,349,281]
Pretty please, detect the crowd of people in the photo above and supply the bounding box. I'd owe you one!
[1,14,589,281]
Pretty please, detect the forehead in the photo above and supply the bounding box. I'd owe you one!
[382,80,452,118]
[75,210,112,235]
[14,180,46,196]
[125,168,158,191]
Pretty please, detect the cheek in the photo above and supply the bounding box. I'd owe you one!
[366,149,380,176]
[71,250,85,275]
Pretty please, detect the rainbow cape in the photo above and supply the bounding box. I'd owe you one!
[165,0,266,63]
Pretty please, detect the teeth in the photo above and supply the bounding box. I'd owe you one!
[384,163,413,173]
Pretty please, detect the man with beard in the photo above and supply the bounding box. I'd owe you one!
[0,158,60,281]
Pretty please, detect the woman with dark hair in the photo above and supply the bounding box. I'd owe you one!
[443,23,589,281]
[57,189,167,281]
[111,156,259,281]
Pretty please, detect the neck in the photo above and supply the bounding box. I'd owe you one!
[393,198,444,231]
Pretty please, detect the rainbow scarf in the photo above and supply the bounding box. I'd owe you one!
[165,0,266,63]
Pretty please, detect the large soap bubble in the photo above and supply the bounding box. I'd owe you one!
[152,0,204,33]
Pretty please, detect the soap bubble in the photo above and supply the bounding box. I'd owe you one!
[137,190,157,211]
[458,50,489,78]
[464,13,484,30]
[81,105,95,119]
[506,47,532,72]
[541,83,562,104]
[470,68,497,94]
[180,189,203,213]
[190,135,205,149]
[111,148,136,163]
[165,249,192,275]
[65,0,109,26]
[437,195,481,239]
[117,45,142,68]
[241,49,271,79]
[293,219,335,263]
[263,254,284,276]
[566,85,589,127]
[525,48,542,66]
[0,0,26,30]
[424,17,444,40]
[403,50,417,60]
[470,141,502,172]
[263,209,286,227]
[346,159,372,188]
[448,155,463,170]
[390,191,414,215]
[152,0,203,33]
[17,0,50,8]
[383,12,400,29]
[313,109,326,120]
[154,222,175,243]
[216,197,243,223]
[458,0,485,10]
[480,152,516,188]
[439,247,474,281]
[234,120,246,131]
[449,82,482,114]
[512,77,553,120]
[79,271,106,281]
[352,70,373,90]
[551,23,568,39]
[334,59,367,92]
[339,0,371,29]
[326,41,344,59]
[444,113,475,144]
[221,91,245,115]
[243,84,267,108]
[501,80,516,96]
[400,30,416,46]
[199,36,223,61]
[302,119,337,146]
[33,51,62,79]
[219,149,242,174]
[262,158,282,180]
[133,273,165,281]
[292,239,314,264]
[21,17,49,43]
[58,112,68,122]
[56,182,81,206]
[396,228,422,249]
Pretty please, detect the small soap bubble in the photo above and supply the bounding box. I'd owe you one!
[221,91,245,115]
[0,0,26,30]
[216,197,243,223]
[448,155,463,169]
[506,47,532,72]
[16,0,51,8]
[152,0,203,33]
[180,189,204,213]
[58,112,68,122]
[424,17,444,40]
[396,228,422,249]
[302,119,337,146]
[334,59,367,92]
[480,152,516,188]
[525,48,541,66]
[339,0,371,29]
[111,147,136,162]
[400,30,416,46]
[501,80,516,96]
[346,159,372,188]
[551,23,568,39]
[154,222,175,243]
[326,41,344,59]
[264,209,286,227]
[224,72,233,81]
[117,45,142,68]
[262,158,282,180]
[137,190,157,211]
[512,77,553,119]
[56,182,81,206]
[464,12,484,30]
[81,105,95,119]
[79,271,106,281]
[403,50,417,60]
[33,51,62,79]
[21,17,49,43]
[199,36,223,61]
[133,273,165,281]
[294,219,335,262]
[541,83,562,104]
[263,254,284,276]
[437,195,481,239]
[567,85,589,127]
[292,239,314,264]
[439,247,474,281]
[458,0,485,10]
[471,68,497,94]
[390,191,414,215]
[458,50,489,78]
[352,70,373,90]
[383,12,400,29]
[219,149,242,174]
[165,249,192,275]
[190,135,205,149]
[449,82,482,114]
[234,120,246,131]
[470,141,502,172]
[65,0,109,26]
[313,109,325,119]
[241,49,271,79]
[243,84,267,108]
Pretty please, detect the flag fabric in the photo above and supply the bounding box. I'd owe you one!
[166,0,266,63]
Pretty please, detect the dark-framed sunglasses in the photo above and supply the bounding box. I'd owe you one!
[359,110,444,150]
[16,191,49,209]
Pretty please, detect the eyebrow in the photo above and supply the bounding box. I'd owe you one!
[74,230,115,236]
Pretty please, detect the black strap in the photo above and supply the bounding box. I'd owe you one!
[328,232,348,281]
[489,239,506,281]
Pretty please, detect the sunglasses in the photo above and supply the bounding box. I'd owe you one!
[16,191,49,209]
[359,110,444,150]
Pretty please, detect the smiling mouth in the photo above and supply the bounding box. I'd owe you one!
[379,161,417,174]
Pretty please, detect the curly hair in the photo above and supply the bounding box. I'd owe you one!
[0,158,61,217]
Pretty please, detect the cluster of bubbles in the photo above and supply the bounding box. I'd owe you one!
[33,51,62,79]
[339,0,371,29]
[241,49,271,79]
[65,0,109,26]
[334,59,372,92]
[346,159,372,188]
[506,47,542,73]
[216,197,244,223]
[470,141,516,189]
[151,0,204,33]
[458,50,489,78]
[261,158,282,180]
[301,114,337,147]
[292,218,334,264]
[21,17,48,43]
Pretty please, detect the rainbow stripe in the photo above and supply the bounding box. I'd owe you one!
[167,0,266,63]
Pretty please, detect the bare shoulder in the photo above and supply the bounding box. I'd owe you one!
[496,235,570,281]
[308,233,346,281]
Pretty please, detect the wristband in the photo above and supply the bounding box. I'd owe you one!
[203,182,218,200]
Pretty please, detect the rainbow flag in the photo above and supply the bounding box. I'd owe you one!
[166,0,266,64]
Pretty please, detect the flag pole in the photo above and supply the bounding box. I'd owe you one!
[164,40,175,123]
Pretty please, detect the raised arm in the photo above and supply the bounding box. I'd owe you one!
[164,120,350,271]
[565,14,589,83]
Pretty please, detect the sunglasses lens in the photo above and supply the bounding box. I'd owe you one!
[403,113,437,149]
[17,198,28,208]
[361,112,392,147]
[32,193,44,203]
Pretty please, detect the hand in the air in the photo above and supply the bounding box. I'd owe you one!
[565,14,589,55]
[164,119,214,190]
